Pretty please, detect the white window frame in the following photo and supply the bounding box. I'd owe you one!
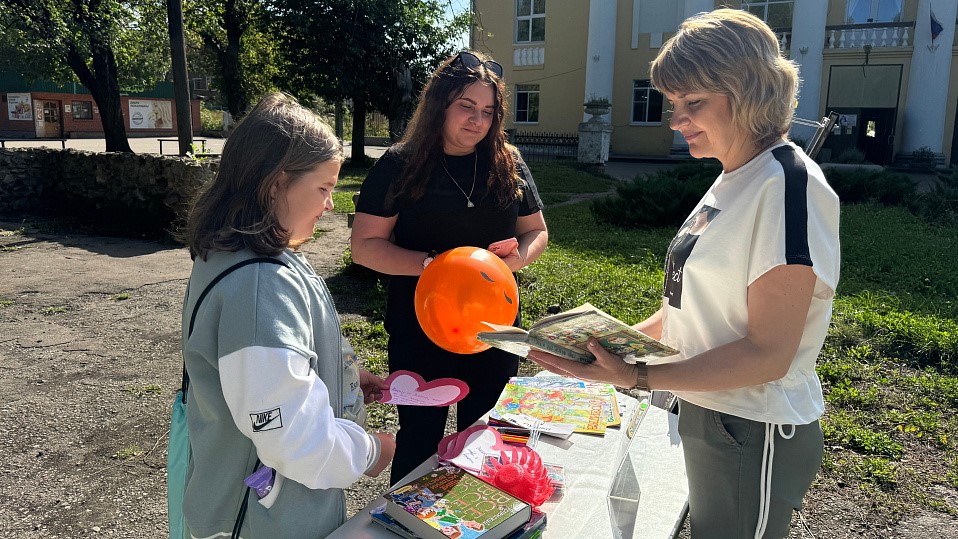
[844,0,903,24]
[515,0,546,44]
[741,0,794,28]
[630,80,663,125]
[514,84,540,124]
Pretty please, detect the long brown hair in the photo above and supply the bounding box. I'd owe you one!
[184,93,344,260]
[392,51,520,207]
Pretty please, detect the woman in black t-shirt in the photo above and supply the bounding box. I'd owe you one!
[351,51,548,484]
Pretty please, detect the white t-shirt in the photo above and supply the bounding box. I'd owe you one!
[659,142,840,425]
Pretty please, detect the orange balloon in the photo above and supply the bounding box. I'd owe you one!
[415,246,519,354]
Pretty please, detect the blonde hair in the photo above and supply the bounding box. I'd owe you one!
[650,8,799,148]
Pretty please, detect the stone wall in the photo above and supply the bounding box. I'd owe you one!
[0,148,216,235]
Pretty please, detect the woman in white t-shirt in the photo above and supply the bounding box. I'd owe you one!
[529,9,839,539]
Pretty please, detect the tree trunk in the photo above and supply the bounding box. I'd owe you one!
[217,41,247,119]
[167,0,194,155]
[221,0,249,120]
[65,43,132,153]
[351,98,367,164]
[335,101,344,140]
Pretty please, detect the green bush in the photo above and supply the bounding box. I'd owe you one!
[823,167,956,226]
[590,161,721,228]
[199,105,224,132]
[591,157,954,231]
[910,146,937,170]
[908,169,958,226]
[824,168,915,206]
[836,147,867,163]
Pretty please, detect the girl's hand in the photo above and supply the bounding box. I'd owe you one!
[359,370,388,404]
[498,250,525,272]
[488,237,524,271]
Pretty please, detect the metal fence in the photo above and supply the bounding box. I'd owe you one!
[508,130,578,162]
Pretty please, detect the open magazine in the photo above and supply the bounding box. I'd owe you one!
[478,303,677,364]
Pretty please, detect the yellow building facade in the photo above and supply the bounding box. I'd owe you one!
[472,0,958,165]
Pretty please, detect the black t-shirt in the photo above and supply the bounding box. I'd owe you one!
[356,146,543,336]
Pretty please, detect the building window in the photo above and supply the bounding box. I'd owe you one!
[845,0,902,24]
[72,101,93,120]
[741,1,793,29]
[631,80,663,124]
[515,84,539,123]
[516,0,545,43]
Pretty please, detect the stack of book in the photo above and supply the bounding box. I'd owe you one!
[374,463,547,539]
[493,376,622,436]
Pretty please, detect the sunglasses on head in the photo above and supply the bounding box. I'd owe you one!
[451,51,503,78]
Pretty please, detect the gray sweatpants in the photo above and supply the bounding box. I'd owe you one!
[677,399,824,539]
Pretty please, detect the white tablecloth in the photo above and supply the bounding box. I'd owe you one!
[328,391,688,539]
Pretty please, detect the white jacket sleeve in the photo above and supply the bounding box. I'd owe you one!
[219,345,373,489]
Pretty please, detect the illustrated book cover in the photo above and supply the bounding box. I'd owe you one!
[371,507,546,539]
[493,382,609,435]
[508,376,621,428]
[477,303,677,364]
[384,463,532,539]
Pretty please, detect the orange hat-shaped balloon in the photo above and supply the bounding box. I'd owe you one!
[415,246,519,354]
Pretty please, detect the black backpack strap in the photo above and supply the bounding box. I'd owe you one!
[178,257,288,538]
[180,257,289,402]
[231,458,261,539]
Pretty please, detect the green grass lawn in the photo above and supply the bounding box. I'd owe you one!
[336,160,958,521]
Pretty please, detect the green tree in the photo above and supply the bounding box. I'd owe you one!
[272,0,467,162]
[0,0,170,152]
[186,0,283,120]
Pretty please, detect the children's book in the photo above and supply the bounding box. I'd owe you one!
[384,463,532,539]
[371,508,547,539]
[509,376,621,428]
[494,382,608,435]
[478,303,677,364]
[371,509,421,539]
[488,411,575,440]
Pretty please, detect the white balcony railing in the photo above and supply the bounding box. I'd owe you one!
[775,31,792,53]
[825,22,914,49]
[513,46,545,67]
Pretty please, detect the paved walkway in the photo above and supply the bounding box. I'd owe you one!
[604,159,682,182]
[0,136,226,155]
[0,136,388,159]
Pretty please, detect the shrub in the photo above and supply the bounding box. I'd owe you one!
[199,105,224,132]
[910,146,937,170]
[824,168,915,206]
[908,169,958,226]
[590,161,720,229]
[836,147,866,163]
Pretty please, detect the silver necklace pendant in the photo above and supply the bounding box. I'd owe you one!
[443,152,479,209]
